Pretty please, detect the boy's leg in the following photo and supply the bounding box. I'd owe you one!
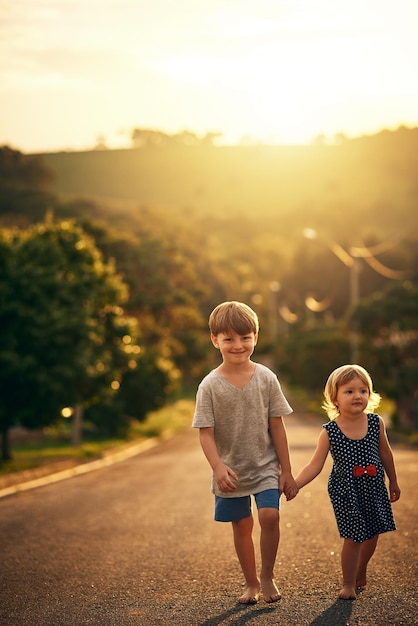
[340,538,362,599]
[355,535,379,588]
[258,507,281,602]
[231,515,260,604]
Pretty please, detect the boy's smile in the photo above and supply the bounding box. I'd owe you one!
[211,330,257,365]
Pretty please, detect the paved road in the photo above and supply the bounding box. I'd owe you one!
[1,412,417,626]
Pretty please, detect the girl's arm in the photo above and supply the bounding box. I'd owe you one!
[295,428,330,489]
[269,416,298,500]
[378,416,401,502]
[198,427,238,493]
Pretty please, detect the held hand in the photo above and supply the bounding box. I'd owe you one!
[389,481,401,502]
[214,462,238,493]
[280,472,299,501]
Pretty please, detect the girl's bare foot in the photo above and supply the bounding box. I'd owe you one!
[338,585,357,600]
[238,584,260,604]
[261,577,281,603]
[356,567,367,589]
[356,568,367,588]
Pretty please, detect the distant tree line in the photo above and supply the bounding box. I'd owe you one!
[131,128,222,148]
[0,144,417,459]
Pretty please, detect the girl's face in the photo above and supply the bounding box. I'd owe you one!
[335,375,370,417]
[211,329,257,365]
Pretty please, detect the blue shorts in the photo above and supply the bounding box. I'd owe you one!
[214,488,280,522]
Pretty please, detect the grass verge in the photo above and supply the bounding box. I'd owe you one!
[0,399,195,477]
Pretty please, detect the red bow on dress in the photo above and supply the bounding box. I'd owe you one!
[353,464,377,477]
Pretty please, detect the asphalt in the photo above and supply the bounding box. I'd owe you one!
[1,412,416,626]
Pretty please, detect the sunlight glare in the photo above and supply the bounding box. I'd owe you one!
[150,26,392,143]
[144,0,418,144]
[2,0,418,150]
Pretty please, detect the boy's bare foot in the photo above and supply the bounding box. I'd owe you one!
[261,578,281,603]
[238,585,260,604]
[338,585,357,600]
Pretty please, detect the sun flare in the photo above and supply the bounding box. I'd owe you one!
[1,0,418,151]
[149,15,416,144]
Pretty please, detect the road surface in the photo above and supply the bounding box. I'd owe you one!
[1,411,417,625]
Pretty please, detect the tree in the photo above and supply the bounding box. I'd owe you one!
[0,218,138,459]
[353,281,418,429]
[79,208,209,385]
[0,145,54,189]
[0,146,57,226]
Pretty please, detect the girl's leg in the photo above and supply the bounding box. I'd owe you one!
[231,515,260,603]
[258,507,281,603]
[340,538,362,599]
[356,535,379,588]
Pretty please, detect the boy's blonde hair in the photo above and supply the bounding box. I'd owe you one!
[322,364,381,419]
[209,301,259,337]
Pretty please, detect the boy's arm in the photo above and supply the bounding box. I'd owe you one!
[269,416,299,500]
[378,417,401,502]
[198,427,238,493]
[295,428,330,488]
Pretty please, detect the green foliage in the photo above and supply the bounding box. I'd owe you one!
[275,326,351,392]
[131,399,195,439]
[353,281,418,428]
[76,207,210,382]
[85,347,177,435]
[0,219,139,459]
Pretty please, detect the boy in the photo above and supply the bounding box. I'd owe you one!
[192,301,298,604]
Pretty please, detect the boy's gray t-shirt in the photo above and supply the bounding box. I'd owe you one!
[192,362,293,498]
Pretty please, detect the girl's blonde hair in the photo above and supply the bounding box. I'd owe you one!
[209,301,259,336]
[322,364,381,419]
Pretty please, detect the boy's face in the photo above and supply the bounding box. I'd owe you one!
[211,330,257,365]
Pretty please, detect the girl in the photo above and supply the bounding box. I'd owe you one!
[295,364,401,600]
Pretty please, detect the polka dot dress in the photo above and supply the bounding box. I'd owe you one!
[324,414,396,543]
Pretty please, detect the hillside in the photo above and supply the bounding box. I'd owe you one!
[39,128,418,232]
[3,133,417,407]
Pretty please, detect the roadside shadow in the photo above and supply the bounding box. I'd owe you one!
[198,603,278,625]
[309,598,353,626]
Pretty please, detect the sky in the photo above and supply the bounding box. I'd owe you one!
[1,0,418,153]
